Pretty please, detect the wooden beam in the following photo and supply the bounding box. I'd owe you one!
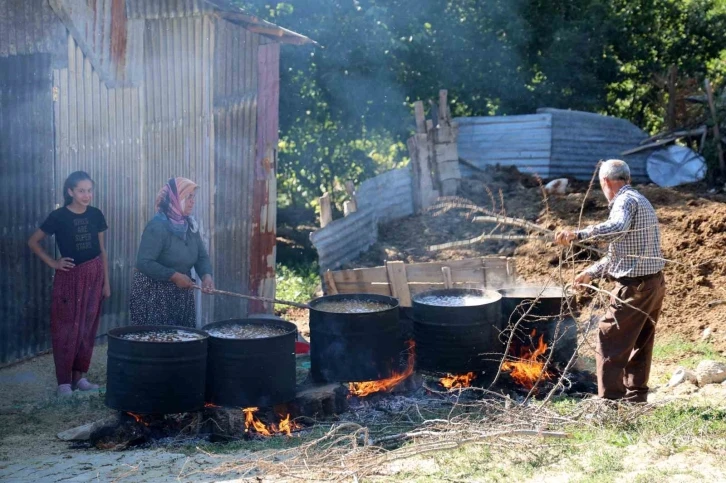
[319,192,332,228]
[414,101,426,134]
[705,79,725,174]
[386,261,412,307]
[323,271,338,295]
[441,266,453,289]
[344,180,357,214]
[438,90,448,123]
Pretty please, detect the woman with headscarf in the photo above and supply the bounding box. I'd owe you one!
[129,177,214,327]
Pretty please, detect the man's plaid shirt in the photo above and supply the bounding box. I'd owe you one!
[575,185,665,279]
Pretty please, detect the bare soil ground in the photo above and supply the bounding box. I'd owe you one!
[351,166,726,353]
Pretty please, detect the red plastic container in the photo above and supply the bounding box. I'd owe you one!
[295,341,310,355]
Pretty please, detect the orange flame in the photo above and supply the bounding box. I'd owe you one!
[126,412,149,426]
[439,372,476,389]
[501,330,552,389]
[205,402,220,408]
[242,407,301,437]
[349,340,415,397]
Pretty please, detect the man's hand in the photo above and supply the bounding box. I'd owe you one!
[201,275,215,294]
[554,230,577,246]
[573,272,592,291]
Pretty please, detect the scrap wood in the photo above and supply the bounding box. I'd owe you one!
[639,126,707,146]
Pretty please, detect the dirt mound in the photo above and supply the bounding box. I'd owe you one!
[350,166,726,352]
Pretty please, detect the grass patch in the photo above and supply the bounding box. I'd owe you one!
[275,263,319,312]
[652,336,726,368]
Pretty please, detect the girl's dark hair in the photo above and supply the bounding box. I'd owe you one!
[63,171,94,206]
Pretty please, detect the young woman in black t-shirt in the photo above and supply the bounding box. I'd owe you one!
[28,171,110,397]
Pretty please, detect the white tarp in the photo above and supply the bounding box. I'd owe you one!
[646,145,706,187]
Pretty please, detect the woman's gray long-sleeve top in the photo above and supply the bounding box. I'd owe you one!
[135,218,212,281]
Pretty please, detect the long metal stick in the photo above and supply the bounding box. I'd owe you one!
[193,286,310,310]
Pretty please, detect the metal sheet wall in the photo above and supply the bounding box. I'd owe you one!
[0,54,57,364]
[248,41,279,313]
[53,33,145,338]
[542,108,650,182]
[456,114,553,179]
[143,15,216,325]
[50,0,144,85]
[0,0,65,58]
[212,19,258,319]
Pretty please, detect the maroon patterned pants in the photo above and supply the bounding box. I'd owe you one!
[51,257,104,385]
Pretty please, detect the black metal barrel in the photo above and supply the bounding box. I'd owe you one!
[498,287,571,322]
[309,294,402,382]
[203,317,297,408]
[106,326,208,414]
[413,288,503,375]
[498,287,577,364]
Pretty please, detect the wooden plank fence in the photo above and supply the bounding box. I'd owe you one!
[322,257,517,307]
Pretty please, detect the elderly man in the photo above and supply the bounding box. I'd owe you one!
[555,159,665,403]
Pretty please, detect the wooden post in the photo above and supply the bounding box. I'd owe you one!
[666,65,677,131]
[432,89,461,196]
[319,192,332,228]
[323,271,338,295]
[705,79,725,175]
[344,180,357,214]
[385,261,412,307]
[414,101,426,134]
[441,266,453,289]
[407,133,438,213]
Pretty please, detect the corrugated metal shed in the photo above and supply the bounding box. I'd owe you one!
[0,0,312,365]
[0,0,65,57]
[541,108,650,182]
[213,18,259,319]
[0,53,57,363]
[456,109,650,182]
[310,167,414,271]
[456,114,553,178]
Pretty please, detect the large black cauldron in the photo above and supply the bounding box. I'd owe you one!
[413,288,503,376]
[498,287,577,365]
[203,317,297,408]
[106,326,208,414]
[309,294,403,382]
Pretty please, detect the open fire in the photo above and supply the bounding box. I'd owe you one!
[126,412,150,426]
[501,329,552,389]
[349,340,415,397]
[242,407,301,437]
[439,372,476,389]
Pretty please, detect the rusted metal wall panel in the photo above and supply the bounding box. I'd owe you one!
[212,19,259,320]
[143,15,216,325]
[53,33,145,339]
[0,0,65,58]
[50,0,144,86]
[0,54,57,364]
[126,0,213,19]
[249,41,279,313]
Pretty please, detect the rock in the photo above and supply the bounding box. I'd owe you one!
[666,367,697,388]
[695,360,726,386]
[701,327,713,341]
[544,178,569,195]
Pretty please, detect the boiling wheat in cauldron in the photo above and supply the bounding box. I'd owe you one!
[313,299,393,313]
[415,293,499,307]
[118,329,206,342]
[206,324,289,339]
